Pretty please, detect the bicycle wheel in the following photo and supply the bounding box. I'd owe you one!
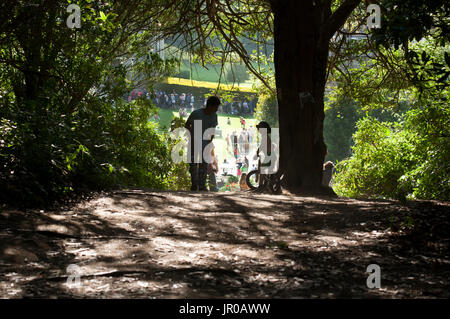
[246,170,260,190]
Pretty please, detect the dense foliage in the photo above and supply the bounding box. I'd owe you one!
[254,91,279,129]
[323,97,411,163]
[0,1,189,207]
[333,91,449,201]
[327,0,449,201]
[323,98,359,162]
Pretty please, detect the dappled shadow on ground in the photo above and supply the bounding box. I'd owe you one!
[0,190,448,298]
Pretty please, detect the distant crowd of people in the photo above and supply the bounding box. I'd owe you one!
[221,99,256,116]
[226,127,255,159]
[126,88,257,117]
[153,90,198,110]
[127,89,151,102]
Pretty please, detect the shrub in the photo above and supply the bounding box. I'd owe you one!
[0,96,191,207]
[402,95,450,200]
[254,92,279,128]
[324,99,361,163]
[333,93,449,201]
[333,117,414,200]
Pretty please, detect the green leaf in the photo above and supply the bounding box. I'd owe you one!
[437,72,449,83]
[100,11,107,21]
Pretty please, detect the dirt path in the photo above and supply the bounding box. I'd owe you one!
[0,190,448,298]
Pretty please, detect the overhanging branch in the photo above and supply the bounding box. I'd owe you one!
[324,0,362,40]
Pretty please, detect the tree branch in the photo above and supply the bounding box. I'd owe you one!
[324,0,362,40]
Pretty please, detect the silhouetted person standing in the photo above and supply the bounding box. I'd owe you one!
[185,96,220,191]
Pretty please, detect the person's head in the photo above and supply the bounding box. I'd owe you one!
[256,121,271,134]
[323,161,334,170]
[205,96,221,113]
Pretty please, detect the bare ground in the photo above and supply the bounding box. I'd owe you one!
[0,190,448,299]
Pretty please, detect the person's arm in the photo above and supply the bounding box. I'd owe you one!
[212,149,218,173]
[185,113,193,132]
[265,135,272,155]
[209,116,218,142]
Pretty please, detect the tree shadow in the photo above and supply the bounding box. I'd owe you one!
[1,190,448,298]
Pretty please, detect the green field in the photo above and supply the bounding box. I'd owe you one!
[179,62,225,83]
[178,61,272,87]
[167,45,252,85]
[166,44,272,88]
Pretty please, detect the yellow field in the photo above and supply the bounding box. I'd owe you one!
[164,77,256,93]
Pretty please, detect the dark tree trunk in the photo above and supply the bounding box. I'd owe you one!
[270,0,334,194]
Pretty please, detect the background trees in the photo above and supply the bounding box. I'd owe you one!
[333,91,449,201]
[0,1,188,206]
[330,0,449,201]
